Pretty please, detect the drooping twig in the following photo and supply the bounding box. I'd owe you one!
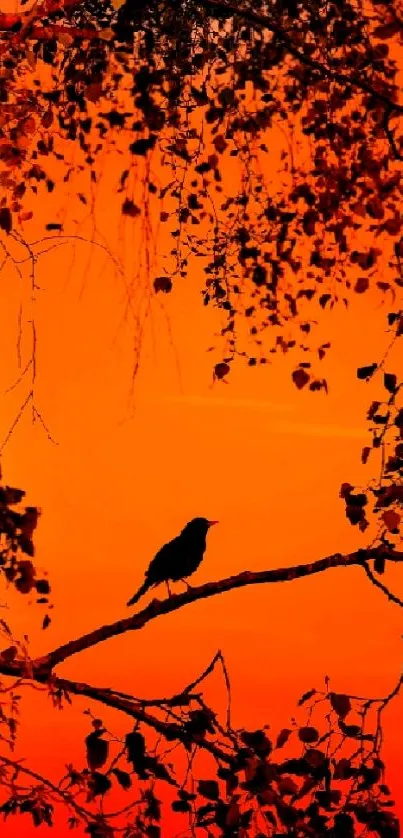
[362,561,403,609]
[0,391,32,455]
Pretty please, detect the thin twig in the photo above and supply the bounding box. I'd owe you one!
[362,561,403,609]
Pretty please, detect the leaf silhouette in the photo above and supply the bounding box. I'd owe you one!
[330,693,351,719]
[111,768,131,790]
[86,731,108,771]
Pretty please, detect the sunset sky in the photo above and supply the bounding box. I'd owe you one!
[0,213,402,834]
[0,4,402,830]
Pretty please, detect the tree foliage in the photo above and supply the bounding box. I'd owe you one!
[0,479,51,624]
[0,376,402,836]
[0,603,402,837]
[0,0,402,379]
[0,0,402,835]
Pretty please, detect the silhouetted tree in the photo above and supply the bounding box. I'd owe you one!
[0,358,401,836]
[0,0,402,835]
[0,0,402,384]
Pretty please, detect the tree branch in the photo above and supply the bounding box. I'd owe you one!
[0,753,92,822]
[0,653,238,768]
[34,548,403,672]
[54,676,233,765]
[362,561,403,608]
[1,0,402,121]
[195,0,403,113]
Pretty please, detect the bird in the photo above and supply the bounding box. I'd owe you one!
[127,517,218,607]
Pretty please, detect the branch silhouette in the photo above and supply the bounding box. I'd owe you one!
[196,0,403,113]
[0,753,94,823]
[362,561,403,609]
[32,547,403,673]
[54,675,233,765]
[1,0,402,122]
[0,547,401,786]
[0,651,235,765]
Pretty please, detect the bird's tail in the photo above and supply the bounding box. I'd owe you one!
[127,578,151,608]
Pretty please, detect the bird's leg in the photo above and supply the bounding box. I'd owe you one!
[180,578,192,591]
[165,580,172,597]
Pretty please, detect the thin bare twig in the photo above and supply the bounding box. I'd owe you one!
[0,754,92,822]
[362,561,403,609]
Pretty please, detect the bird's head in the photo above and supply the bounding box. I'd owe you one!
[183,517,218,536]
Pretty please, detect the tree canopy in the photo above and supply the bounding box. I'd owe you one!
[0,0,402,382]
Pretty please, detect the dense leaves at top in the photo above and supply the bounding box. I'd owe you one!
[1,0,403,376]
[0,3,402,835]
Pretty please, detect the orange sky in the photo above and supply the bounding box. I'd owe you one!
[0,21,402,832]
[0,221,402,834]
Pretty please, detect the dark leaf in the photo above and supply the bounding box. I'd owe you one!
[214,362,230,380]
[198,780,220,801]
[278,777,298,795]
[122,198,140,217]
[0,646,18,663]
[252,264,267,286]
[355,277,369,293]
[240,729,272,756]
[35,579,50,595]
[298,726,319,744]
[112,768,131,789]
[292,368,310,390]
[384,373,397,393]
[153,276,172,294]
[129,135,157,155]
[125,730,147,777]
[338,720,362,738]
[382,509,400,532]
[357,364,377,380]
[298,688,316,705]
[0,208,12,234]
[88,772,111,797]
[86,731,108,771]
[171,799,191,813]
[374,554,386,574]
[330,693,351,719]
[276,728,292,748]
[143,755,176,784]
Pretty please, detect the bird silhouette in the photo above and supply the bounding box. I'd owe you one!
[127,517,218,607]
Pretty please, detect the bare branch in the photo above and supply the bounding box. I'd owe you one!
[55,676,233,765]
[180,649,232,729]
[34,548,403,672]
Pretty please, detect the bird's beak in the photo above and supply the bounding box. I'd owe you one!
[208,520,219,527]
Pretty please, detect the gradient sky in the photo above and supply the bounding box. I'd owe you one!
[0,18,401,830]
[0,222,402,834]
